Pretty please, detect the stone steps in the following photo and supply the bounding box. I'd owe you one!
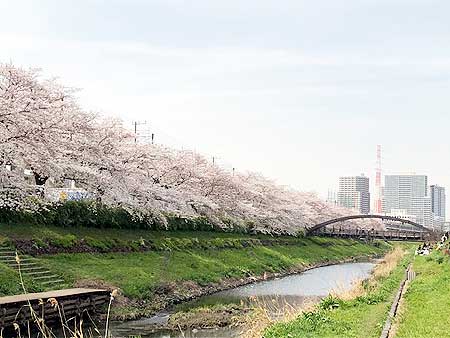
[26,270,52,276]
[2,258,34,264]
[0,246,65,290]
[41,279,65,286]
[32,274,60,281]
[20,266,49,272]
[7,262,38,267]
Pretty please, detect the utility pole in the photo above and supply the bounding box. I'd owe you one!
[132,121,148,144]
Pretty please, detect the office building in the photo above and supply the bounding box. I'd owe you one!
[443,222,450,232]
[326,190,338,206]
[338,175,370,214]
[430,185,446,230]
[430,184,446,218]
[383,174,433,228]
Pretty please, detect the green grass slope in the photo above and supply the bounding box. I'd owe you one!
[0,224,391,319]
[395,250,450,338]
[38,237,388,299]
[0,263,43,297]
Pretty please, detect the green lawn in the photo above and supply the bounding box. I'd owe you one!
[0,263,45,297]
[263,244,415,338]
[394,250,450,338]
[0,223,309,252]
[0,223,269,241]
[38,238,388,299]
[0,224,391,319]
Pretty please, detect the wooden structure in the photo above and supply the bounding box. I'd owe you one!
[0,288,109,331]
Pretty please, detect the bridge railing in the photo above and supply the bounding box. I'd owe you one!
[312,226,425,241]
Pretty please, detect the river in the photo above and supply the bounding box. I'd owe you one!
[110,261,375,338]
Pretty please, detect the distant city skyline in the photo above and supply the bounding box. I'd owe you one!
[330,171,447,226]
[2,0,450,213]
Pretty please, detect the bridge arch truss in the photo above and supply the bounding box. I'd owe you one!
[306,214,430,235]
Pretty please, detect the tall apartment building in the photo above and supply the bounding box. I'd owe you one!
[430,185,446,218]
[326,190,338,206]
[430,185,446,229]
[444,222,450,232]
[383,174,433,228]
[338,175,370,214]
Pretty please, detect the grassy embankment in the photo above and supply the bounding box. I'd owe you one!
[0,264,43,296]
[394,246,450,337]
[263,243,416,338]
[0,223,391,319]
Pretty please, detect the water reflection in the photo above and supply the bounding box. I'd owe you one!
[111,262,374,338]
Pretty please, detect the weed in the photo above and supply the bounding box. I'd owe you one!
[319,296,341,311]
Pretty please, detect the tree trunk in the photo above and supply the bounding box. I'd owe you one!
[33,171,49,186]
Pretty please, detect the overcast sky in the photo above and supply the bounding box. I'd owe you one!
[2,0,450,211]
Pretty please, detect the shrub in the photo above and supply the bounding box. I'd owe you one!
[84,236,115,251]
[356,293,384,305]
[300,311,332,330]
[319,295,341,310]
[50,234,77,249]
[1,201,157,230]
[0,200,269,235]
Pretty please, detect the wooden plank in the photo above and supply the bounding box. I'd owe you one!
[0,288,108,306]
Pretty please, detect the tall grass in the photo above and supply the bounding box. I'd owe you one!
[240,296,316,338]
[332,246,405,301]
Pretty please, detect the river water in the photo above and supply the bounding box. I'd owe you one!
[111,262,375,338]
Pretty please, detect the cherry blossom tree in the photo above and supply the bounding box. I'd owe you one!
[0,63,382,234]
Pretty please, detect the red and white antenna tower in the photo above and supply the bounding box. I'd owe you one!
[374,145,383,214]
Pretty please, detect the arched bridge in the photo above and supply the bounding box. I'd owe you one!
[306,214,431,240]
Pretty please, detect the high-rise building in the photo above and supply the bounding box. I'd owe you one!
[338,175,370,214]
[430,185,446,230]
[326,190,338,206]
[383,174,433,228]
[430,185,446,218]
[444,221,450,232]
